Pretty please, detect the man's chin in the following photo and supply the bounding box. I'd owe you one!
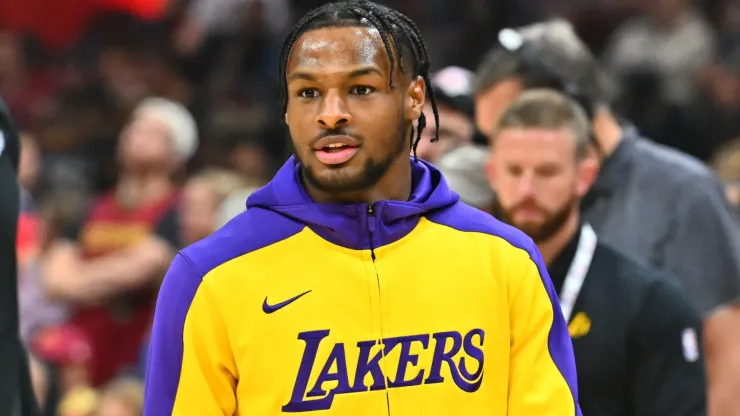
[518,226,542,241]
[513,221,542,235]
[303,164,369,193]
[298,149,398,195]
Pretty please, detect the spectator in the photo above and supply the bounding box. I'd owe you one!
[216,185,262,228]
[416,66,477,163]
[19,131,41,194]
[603,0,716,107]
[226,138,272,184]
[29,354,48,411]
[0,31,58,127]
[32,325,93,395]
[474,19,740,414]
[17,194,70,345]
[674,52,740,161]
[94,377,144,416]
[487,89,706,415]
[41,97,194,387]
[179,167,249,245]
[175,0,292,57]
[436,144,494,212]
[57,387,98,416]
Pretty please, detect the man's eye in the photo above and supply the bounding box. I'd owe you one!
[351,86,375,95]
[299,89,318,98]
[507,166,523,176]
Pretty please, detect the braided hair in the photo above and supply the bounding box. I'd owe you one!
[278,0,439,159]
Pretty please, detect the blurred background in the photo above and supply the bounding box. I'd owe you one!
[7,0,740,415]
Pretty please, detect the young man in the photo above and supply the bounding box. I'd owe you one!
[475,20,740,415]
[487,89,706,416]
[0,99,39,415]
[144,2,581,415]
[42,98,192,386]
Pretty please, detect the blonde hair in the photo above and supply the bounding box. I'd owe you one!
[98,377,144,415]
[57,387,98,416]
[133,97,198,161]
[493,88,592,160]
[189,168,252,206]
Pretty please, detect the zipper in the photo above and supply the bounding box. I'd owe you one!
[367,204,377,260]
[366,204,391,416]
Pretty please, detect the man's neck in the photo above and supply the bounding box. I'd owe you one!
[592,107,623,157]
[538,213,580,266]
[304,156,412,204]
[116,173,174,209]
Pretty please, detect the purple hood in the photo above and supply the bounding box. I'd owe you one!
[247,156,460,250]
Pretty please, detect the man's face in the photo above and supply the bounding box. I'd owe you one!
[285,26,425,193]
[180,178,218,245]
[415,102,473,163]
[118,114,176,173]
[475,78,524,139]
[487,127,597,242]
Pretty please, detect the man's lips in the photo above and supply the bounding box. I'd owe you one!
[313,135,361,165]
[312,135,360,150]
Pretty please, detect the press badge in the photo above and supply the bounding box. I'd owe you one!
[682,328,699,362]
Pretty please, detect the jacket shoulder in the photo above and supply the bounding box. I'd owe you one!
[635,140,721,188]
[426,201,536,254]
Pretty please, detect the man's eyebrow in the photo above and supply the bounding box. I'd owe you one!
[288,72,316,82]
[288,66,383,82]
[349,67,383,78]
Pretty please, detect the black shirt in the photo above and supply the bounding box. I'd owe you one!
[0,100,39,415]
[549,226,707,416]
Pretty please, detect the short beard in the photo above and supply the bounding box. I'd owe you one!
[296,119,409,194]
[300,152,397,193]
[492,196,577,243]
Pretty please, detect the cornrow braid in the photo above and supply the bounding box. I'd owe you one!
[277,0,439,160]
[387,8,440,150]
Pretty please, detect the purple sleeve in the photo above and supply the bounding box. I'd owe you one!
[143,253,202,415]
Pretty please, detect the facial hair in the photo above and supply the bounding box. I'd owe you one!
[492,195,578,243]
[296,115,409,194]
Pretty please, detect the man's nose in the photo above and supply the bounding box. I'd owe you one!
[515,174,538,199]
[315,91,352,129]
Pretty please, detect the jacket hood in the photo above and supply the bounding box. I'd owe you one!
[247,155,460,250]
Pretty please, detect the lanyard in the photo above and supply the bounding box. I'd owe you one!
[559,223,598,322]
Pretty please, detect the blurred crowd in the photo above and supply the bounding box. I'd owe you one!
[7,0,740,414]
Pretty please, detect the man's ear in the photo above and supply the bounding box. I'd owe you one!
[406,75,426,121]
[577,156,599,197]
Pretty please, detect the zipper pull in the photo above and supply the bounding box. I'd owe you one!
[366,204,377,260]
[366,204,376,234]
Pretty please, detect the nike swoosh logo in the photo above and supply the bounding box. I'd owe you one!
[262,290,312,314]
